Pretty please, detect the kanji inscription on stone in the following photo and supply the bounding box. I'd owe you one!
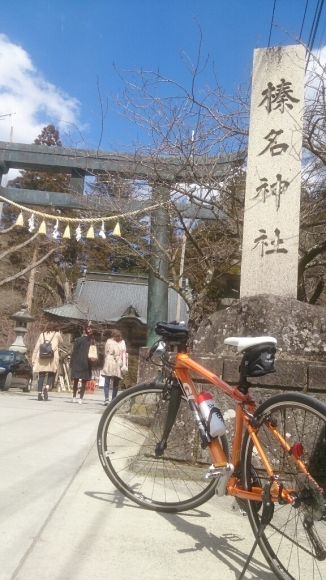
[253,174,289,210]
[240,45,305,298]
[253,228,288,256]
[259,78,300,114]
[258,129,289,156]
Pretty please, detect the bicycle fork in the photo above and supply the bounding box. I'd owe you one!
[155,378,212,457]
[155,381,182,457]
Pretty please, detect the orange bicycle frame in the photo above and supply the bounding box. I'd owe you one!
[173,351,295,505]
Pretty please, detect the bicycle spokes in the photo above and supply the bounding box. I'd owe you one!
[242,394,326,579]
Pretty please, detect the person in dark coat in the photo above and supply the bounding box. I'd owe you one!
[70,326,94,404]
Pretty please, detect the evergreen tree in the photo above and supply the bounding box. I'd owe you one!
[8,124,70,192]
[0,125,71,324]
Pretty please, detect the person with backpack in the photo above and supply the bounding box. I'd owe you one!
[32,320,63,401]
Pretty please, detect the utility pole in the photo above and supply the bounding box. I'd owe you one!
[175,233,186,322]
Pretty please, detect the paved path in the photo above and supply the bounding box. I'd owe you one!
[0,389,274,580]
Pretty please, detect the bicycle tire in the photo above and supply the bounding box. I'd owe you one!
[97,382,229,513]
[242,391,326,580]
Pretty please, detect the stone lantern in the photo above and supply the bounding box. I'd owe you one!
[10,303,35,353]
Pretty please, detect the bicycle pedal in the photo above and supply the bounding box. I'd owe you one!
[206,466,224,479]
[206,463,234,497]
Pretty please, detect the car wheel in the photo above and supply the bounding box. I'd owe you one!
[3,372,12,391]
[22,378,32,393]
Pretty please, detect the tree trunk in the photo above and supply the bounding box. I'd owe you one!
[26,240,39,312]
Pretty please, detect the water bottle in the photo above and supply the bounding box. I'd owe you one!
[197,392,226,437]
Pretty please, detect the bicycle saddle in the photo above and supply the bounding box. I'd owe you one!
[155,321,189,338]
[224,336,277,352]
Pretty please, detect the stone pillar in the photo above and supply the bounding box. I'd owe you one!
[0,161,8,184]
[70,168,84,195]
[240,45,305,298]
[146,182,170,346]
[0,162,9,222]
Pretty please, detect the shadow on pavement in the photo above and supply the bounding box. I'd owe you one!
[85,488,213,517]
[159,511,274,580]
[85,489,274,579]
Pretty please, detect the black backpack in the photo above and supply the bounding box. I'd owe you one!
[39,333,55,359]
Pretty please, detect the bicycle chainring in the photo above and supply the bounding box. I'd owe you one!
[235,465,262,513]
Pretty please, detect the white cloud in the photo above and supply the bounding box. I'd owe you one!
[0,34,80,145]
[305,46,326,99]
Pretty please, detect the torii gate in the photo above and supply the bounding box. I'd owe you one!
[0,141,245,344]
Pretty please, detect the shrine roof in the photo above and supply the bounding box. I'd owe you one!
[44,271,188,325]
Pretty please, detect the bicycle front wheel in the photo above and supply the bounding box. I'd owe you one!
[242,392,326,580]
[97,382,228,512]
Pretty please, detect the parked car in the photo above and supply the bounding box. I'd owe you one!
[0,350,33,392]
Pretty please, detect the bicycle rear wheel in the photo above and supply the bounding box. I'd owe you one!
[97,382,229,512]
[242,392,326,580]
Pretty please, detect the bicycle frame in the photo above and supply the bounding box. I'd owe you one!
[173,351,300,505]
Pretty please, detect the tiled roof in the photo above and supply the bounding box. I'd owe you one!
[44,272,188,324]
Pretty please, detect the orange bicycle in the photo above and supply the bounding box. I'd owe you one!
[97,321,326,580]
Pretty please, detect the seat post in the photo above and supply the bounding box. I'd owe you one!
[238,353,251,395]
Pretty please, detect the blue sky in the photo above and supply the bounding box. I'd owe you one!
[0,0,325,151]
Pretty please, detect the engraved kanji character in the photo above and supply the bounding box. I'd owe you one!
[258,129,289,156]
[259,79,300,114]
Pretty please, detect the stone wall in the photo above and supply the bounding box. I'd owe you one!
[193,295,326,397]
[138,296,326,396]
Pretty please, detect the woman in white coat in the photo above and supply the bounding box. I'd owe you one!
[101,329,127,405]
[32,320,63,401]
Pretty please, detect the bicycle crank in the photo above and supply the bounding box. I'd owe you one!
[206,463,234,497]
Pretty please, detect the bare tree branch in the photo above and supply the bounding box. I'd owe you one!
[0,231,39,261]
[0,246,58,287]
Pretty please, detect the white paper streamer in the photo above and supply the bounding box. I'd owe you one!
[28,214,35,232]
[99,220,106,239]
[52,219,59,239]
[75,224,82,241]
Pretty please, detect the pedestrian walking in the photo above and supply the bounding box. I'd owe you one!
[70,326,97,404]
[101,329,127,405]
[32,320,63,401]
